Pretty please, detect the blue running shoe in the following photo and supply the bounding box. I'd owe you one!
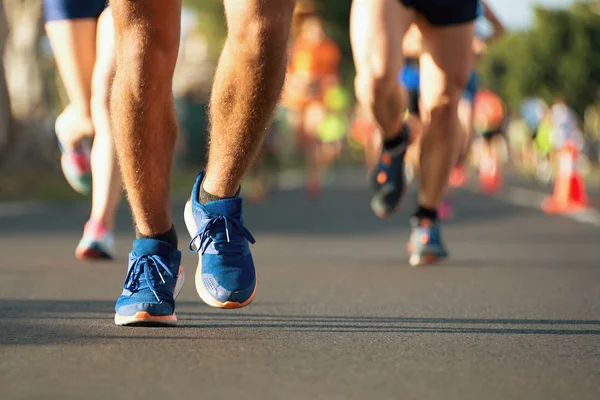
[114,239,184,326]
[184,172,257,309]
[407,218,449,267]
[370,126,410,218]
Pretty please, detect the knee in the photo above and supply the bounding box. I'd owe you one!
[354,68,398,108]
[228,1,295,60]
[115,22,179,88]
[425,78,468,132]
[427,96,459,137]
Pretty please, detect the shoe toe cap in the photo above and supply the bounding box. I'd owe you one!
[115,300,174,317]
[202,274,256,304]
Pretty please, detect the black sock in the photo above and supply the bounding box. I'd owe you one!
[199,184,241,205]
[413,205,438,221]
[136,225,178,250]
[383,124,409,151]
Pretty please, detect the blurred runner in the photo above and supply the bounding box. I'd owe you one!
[457,1,505,186]
[351,0,477,266]
[44,0,121,260]
[520,95,549,171]
[506,111,531,171]
[398,55,422,185]
[349,103,380,173]
[550,98,581,153]
[283,6,342,196]
[473,89,505,192]
[533,112,554,183]
[393,1,504,218]
[549,97,583,174]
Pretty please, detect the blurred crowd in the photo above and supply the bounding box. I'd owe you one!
[1,0,598,194]
[238,2,600,201]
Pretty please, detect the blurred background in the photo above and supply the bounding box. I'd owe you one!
[0,0,599,201]
[1,3,599,398]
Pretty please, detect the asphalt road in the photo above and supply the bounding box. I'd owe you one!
[0,176,599,400]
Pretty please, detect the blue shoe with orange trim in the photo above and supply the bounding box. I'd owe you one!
[370,126,410,218]
[55,116,92,196]
[114,239,184,326]
[184,172,257,309]
[407,218,449,267]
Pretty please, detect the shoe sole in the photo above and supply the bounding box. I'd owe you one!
[370,176,407,219]
[75,247,114,261]
[184,200,256,309]
[409,254,447,267]
[114,266,185,326]
[407,242,448,267]
[114,312,178,326]
[371,194,405,219]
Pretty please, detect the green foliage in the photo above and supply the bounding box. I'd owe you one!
[479,2,600,116]
[314,1,353,86]
[182,0,225,58]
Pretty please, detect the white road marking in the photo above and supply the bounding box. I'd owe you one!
[471,185,600,228]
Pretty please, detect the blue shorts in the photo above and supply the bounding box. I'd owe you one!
[462,70,478,103]
[44,0,107,22]
[400,65,478,104]
[400,63,420,92]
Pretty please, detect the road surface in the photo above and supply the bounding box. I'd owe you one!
[1,175,599,400]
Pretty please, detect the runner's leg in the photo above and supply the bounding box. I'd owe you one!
[351,0,414,139]
[89,9,121,232]
[201,0,297,198]
[417,17,474,209]
[110,0,181,237]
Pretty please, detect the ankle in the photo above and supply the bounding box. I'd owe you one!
[199,180,241,205]
[136,225,178,250]
[383,124,409,152]
[88,215,114,232]
[413,205,438,222]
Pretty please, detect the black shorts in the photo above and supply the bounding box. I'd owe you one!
[44,0,108,22]
[407,90,420,116]
[530,127,539,140]
[400,0,478,26]
[481,128,503,141]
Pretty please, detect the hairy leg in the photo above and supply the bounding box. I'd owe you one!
[110,0,181,235]
[201,0,296,197]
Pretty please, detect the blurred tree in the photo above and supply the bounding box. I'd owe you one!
[1,0,49,165]
[479,2,600,117]
[0,0,12,161]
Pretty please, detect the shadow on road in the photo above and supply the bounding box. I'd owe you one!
[1,299,598,346]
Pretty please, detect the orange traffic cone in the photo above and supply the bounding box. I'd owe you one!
[479,149,502,194]
[542,139,589,214]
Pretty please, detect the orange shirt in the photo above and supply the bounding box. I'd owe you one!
[289,38,340,78]
[283,38,341,109]
[474,90,505,131]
